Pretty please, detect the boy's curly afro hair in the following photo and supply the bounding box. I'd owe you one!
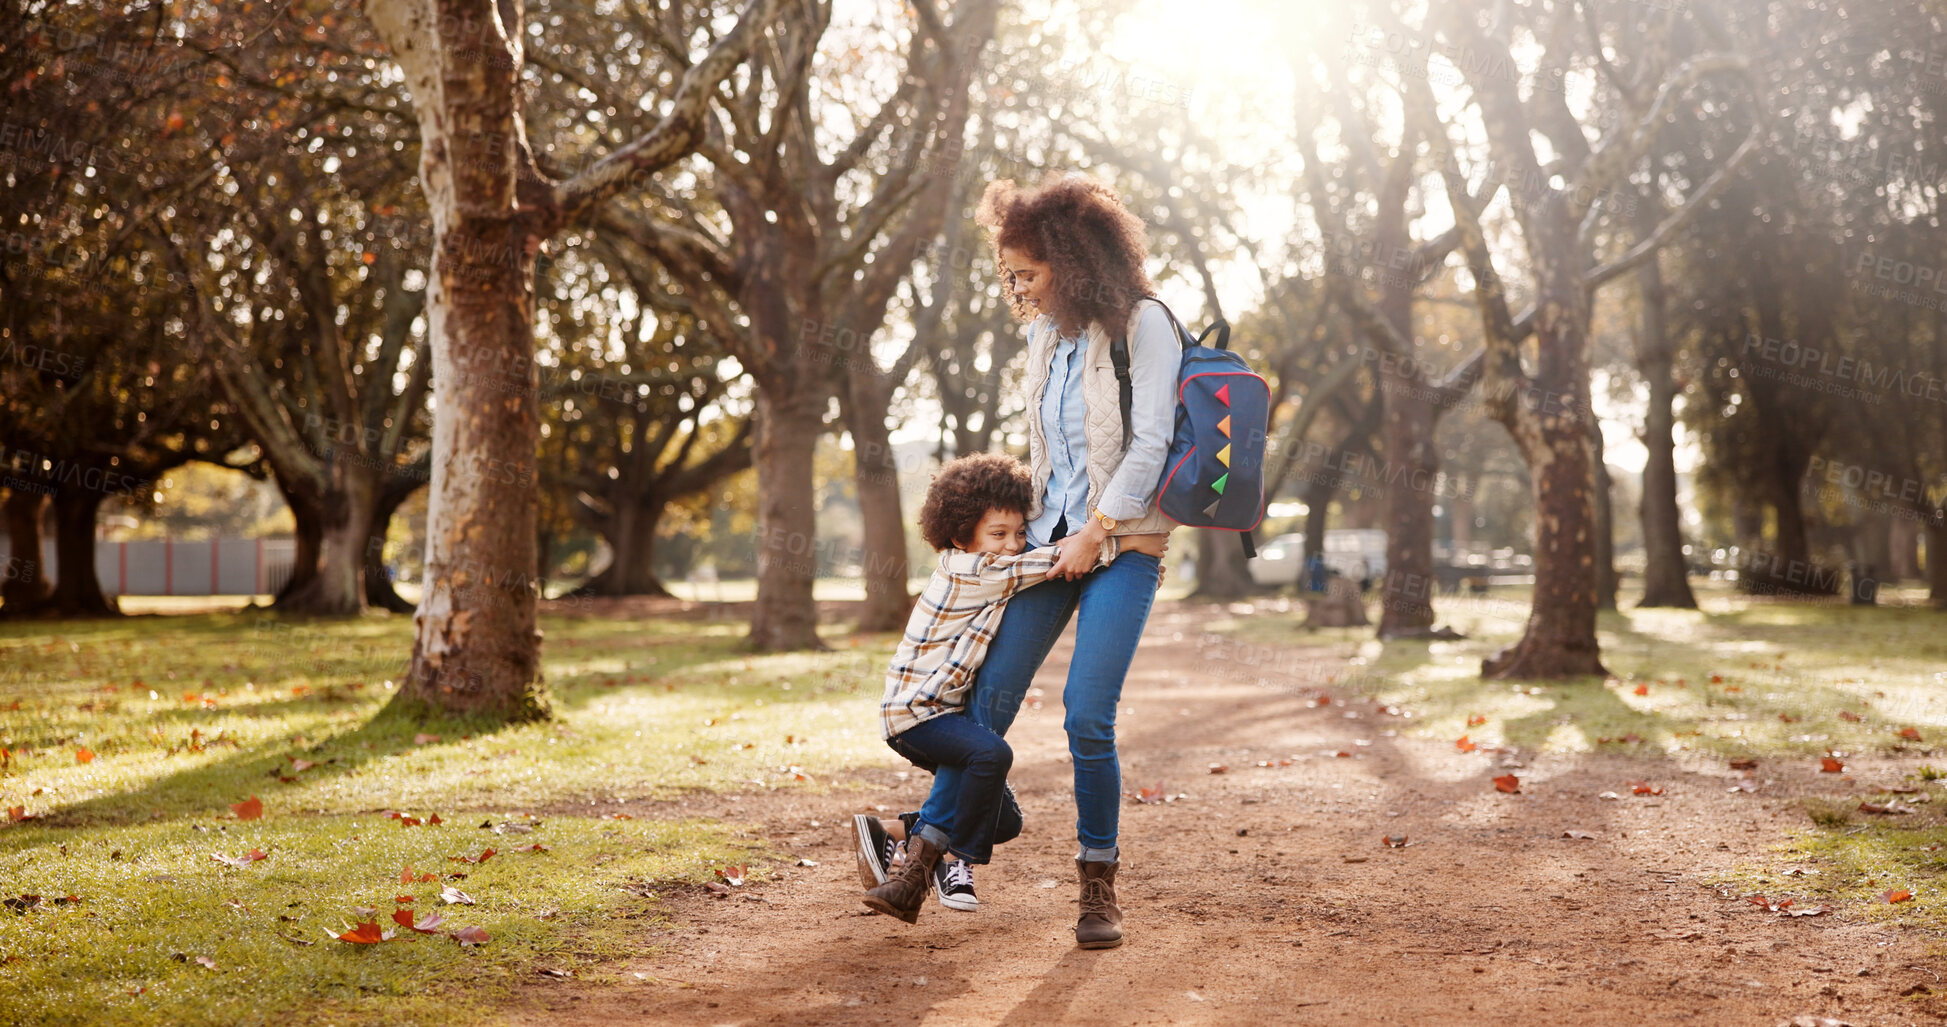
[918,453,1035,552]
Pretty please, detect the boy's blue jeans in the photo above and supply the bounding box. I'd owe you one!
[915,550,1160,859]
[889,714,1017,865]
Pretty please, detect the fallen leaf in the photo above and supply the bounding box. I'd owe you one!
[400,865,436,884]
[394,895,414,904]
[1629,781,1664,796]
[1839,711,1863,722]
[1900,727,1924,741]
[1820,757,1846,774]
[1729,758,1758,771]
[194,955,217,970]
[607,813,634,821]
[1493,774,1520,794]
[1381,835,1407,848]
[325,921,393,943]
[289,759,317,773]
[1882,889,1913,904]
[7,807,36,822]
[1785,905,1831,917]
[716,865,747,887]
[231,796,263,821]
[516,843,551,853]
[451,925,489,946]
[449,848,496,865]
[209,849,269,868]
[1858,802,1916,815]
[1207,763,1228,774]
[1466,714,1487,727]
[1562,831,1597,840]
[439,886,475,905]
[1130,784,1165,804]
[1633,684,1649,696]
[1455,735,1478,753]
[795,857,817,867]
[393,909,445,934]
[538,968,573,980]
[75,748,95,764]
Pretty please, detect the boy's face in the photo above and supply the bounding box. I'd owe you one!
[964,508,1027,556]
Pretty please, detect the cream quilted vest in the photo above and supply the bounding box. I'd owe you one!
[1022,297,1175,538]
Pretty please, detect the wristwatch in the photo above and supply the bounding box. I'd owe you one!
[1091,508,1119,532]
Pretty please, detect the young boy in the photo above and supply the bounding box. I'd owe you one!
[857,454,1160,923]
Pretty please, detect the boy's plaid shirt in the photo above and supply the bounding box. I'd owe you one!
[878,540,1116,740]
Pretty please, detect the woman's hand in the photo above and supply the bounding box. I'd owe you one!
[1120,532,1171,588]
[1050,519,1109,580]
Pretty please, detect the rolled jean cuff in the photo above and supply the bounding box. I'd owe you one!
[915,822,952,852]
[1078,844,1119,863]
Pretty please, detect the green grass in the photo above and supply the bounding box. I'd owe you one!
[1209,582,1947,759]
[0,609,901,1026]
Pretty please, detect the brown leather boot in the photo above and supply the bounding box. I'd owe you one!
[1074,858,1124,949]
[862,833,944,924]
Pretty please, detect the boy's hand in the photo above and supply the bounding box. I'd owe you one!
[1120,532,1170,588]
[1051,520,1108,579]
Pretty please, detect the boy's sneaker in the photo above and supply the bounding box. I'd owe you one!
[933,858,978,911]
[852,814,895,888]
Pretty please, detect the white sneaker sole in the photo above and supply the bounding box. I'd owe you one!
[934,868,979,911]
[852,814,888,888]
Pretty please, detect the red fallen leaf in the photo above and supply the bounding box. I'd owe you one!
[393,909,445,933]
[325,921,393,943]
[716,865,747,887]
[6,806,35,822]
[1493,774,1521,794]
[395,895,414,904]
[1632,684,1649,697]
[209,849,269,868]
[1330,750,1352,759]
[428,814,442,826]
[1779,713,1800,723]
[1381,835,1408,848]
[413,733,440,745]
[1882,889,1913,904]
[1207,763,1228,775]
[1711,674,1724,684]
[231,796,263,821]
[1629,781,1664,796]
[1839,711,1863,722]
[75,747,95,764]
[451,925,489,946]
[1466,714,1487,727]
[1820,757,1846,773]
[398,817,422,827]
[399,865,436,884]
[1131,784,1165,804]
[1455,735,1478,752]
[1900,727,1923,741]
[449,849,496,865]
[607,813,634,821]
[515,843,551,852]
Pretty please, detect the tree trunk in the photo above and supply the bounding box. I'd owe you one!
[1929,519,1947,609]
[1301,473,1333,564]
[1375,374,1439,637]
[842,373,912,632]
[1482,411,1607,678]
[274,480,323,606]
[1191,530,1255,599]
[577,499,675,597]
[1590,419,1618,611]
[276,464,377,616]
[1,488,52,613]
[1633,245,1696,607]
[396,211,548,721]
[363,478,420,614]
[749,380,828,651]
[48,488,116,617]
[1889,515,1922,582]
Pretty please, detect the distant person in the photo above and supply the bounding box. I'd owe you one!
[1354,557,1372,594]
[1305,551,1328,593]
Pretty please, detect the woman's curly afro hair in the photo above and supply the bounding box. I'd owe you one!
[976,173,1154,333]
[918,453,1035,552]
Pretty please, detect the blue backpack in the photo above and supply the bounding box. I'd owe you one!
[1110,300,1271,557]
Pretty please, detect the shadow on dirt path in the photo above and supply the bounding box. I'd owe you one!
[506,600,1946,1026]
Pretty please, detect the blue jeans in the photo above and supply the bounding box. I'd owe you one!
[889,714,1014,865]
[915,549,1161,856]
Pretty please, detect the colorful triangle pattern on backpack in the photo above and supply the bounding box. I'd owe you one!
[1214,384,1231,406]
[1211,472,1228,495]
[1202,498,1221,518]
[1216,443,1231,467]
[1217,415,1231,437]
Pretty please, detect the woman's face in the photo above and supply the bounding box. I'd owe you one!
[999,245,1054,316]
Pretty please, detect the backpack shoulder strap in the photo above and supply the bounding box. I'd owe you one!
[1109,332,1133,453]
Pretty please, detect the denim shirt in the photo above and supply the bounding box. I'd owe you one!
[1027,326,1092,548]
[1025,305,1178,547]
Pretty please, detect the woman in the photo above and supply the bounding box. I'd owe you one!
[913,174,1179,949]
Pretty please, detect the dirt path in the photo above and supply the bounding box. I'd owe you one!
[510,601,1947,1025]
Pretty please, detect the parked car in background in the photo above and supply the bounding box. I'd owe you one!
[1247,529,1388,587]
